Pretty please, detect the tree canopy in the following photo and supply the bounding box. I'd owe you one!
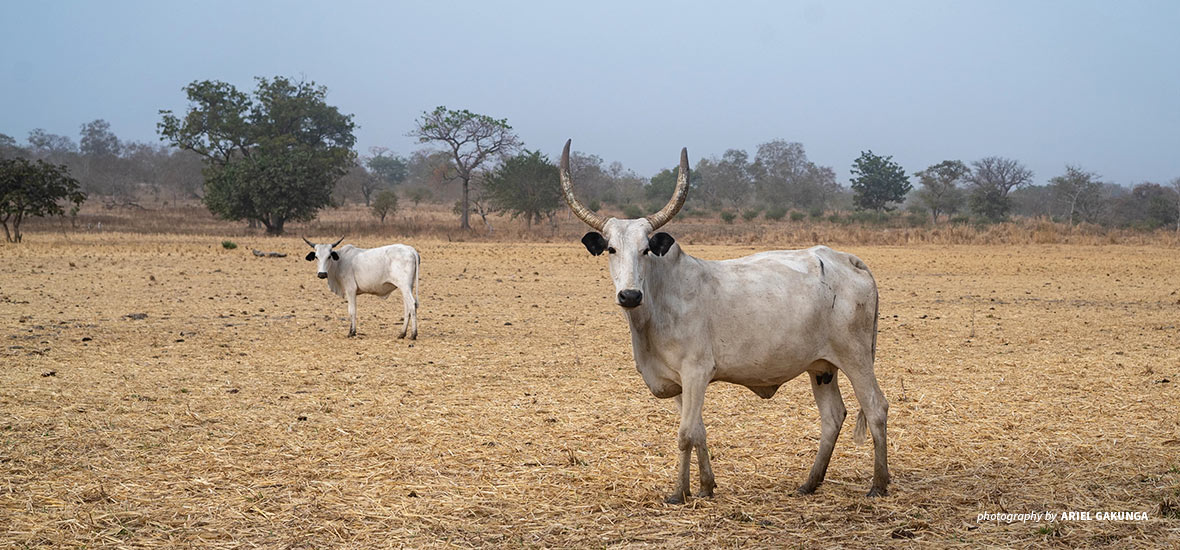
[850,150,910,211]
[914,160,969,222]
[482,149,560,227]
[158,76,356,234]
[0,157,86,242]
[968,156,1033,222]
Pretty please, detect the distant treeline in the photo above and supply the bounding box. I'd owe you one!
[2,123,1177,231]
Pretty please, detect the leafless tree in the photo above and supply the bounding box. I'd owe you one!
[409,106,520,229]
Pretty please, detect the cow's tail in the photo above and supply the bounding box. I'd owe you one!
[852,257,878,447]
[413,250,420,309]
[853,409,868,445]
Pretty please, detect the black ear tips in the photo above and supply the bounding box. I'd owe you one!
[582,232,607,256]
[649,232,675,256]
[305,251,316,261]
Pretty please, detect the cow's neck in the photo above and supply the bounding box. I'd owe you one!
[623,245,704,334]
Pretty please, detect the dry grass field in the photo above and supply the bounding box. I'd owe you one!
[3,228,1180,548]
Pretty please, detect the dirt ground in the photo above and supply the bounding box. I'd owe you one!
[2,233,1179,548]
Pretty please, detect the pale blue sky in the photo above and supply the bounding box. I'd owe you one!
[2,1,1177,185]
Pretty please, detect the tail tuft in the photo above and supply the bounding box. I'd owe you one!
[853,409,867,445]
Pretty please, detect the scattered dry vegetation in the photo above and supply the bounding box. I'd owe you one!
[3,207,1179,548]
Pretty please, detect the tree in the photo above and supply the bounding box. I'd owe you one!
[158,76,356,235]
[1172,177,1180,233]
[850,150,910,211]
[26,129,78,156]
[913,160,969,222]
[968,156,1033,222]
[405,187,432,206]
[0,133,20,158]
[79,119,121,158]
[1049,165,1104,226]
[409,106,520,229]
[752,140,837,210]
[483,149,561,228]
[0,157,86,242]
[359,146,408,206]
[371,189,398,224]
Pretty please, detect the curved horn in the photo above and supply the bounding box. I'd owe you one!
[331,236,345,248]
[645,148,690,231]
[559,139,607,231]
[302,236,315,249]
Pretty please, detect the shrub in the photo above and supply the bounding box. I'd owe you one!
[221,240,237,250]
[720,210,737,224]
[621,203,643,219]
[809,207,824,219]
[587,200,601,212]
[949,214,970,226]
[764,206,788,221]
[789,210,807,222]
[827,213,843,224]
[371,190,399,224]
[741,209,760,222]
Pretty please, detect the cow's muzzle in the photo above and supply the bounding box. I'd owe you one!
[317,272,328,279]
[617,289,642,308]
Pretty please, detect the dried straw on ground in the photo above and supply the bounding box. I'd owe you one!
[2,232,1179,548]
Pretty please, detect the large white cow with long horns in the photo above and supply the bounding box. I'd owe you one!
[560,139,888,502]
[302,237,420,339]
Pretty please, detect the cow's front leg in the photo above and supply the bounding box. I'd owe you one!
[666,370,712,504]
[347,292,358,337]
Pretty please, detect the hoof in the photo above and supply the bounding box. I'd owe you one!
[397,333,406,339]
[409,334,417,340]
[348,331,356,338]
[664,493,688,505]
[796,484,817,495]
[866,486,888,498]
[695,488,714,499]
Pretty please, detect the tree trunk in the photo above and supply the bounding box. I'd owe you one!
[460,178,471,230]
[263,216,285,235]
[1,219,11,243]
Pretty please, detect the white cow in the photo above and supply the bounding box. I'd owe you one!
[560,140,888,502]
[303,237,420,339]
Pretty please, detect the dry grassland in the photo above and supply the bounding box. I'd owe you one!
[2,231,1180,548]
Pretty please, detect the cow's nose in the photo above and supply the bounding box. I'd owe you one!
[317,272,328,279]
[617,289,643,308]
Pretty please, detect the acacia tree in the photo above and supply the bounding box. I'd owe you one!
[409,106,520,229]
[913,160,969,222]
[483,149,561,228]
[158,77,356,234]
[1049,165,1104,226]
[0,157,86,242]
[968,156,1033,222]
[850,150,910,211]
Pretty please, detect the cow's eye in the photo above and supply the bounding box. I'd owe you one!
[607,247,616,254]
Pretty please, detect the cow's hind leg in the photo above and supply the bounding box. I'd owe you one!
[842,363,889,497]
[399,285,417,340]
[798,363,847,495]
[346,292,358,337]
[666,370,714,504]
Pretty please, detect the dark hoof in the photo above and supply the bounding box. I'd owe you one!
[796,484,818,495]
[397,333,406,339]
[664,493,688,505]
[409,334,417,340]
[348,331,356,338]
[695,488,714,499]
[866,486,888,497]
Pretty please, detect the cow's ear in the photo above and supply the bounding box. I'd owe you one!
[581,232,607,256]
[330,251,339,261]
[305,251,316,261]
[649,232,675,256]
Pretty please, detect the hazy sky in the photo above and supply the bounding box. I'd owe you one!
[2,1,1178,186]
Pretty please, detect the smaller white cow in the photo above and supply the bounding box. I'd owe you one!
[303,237,420,339]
